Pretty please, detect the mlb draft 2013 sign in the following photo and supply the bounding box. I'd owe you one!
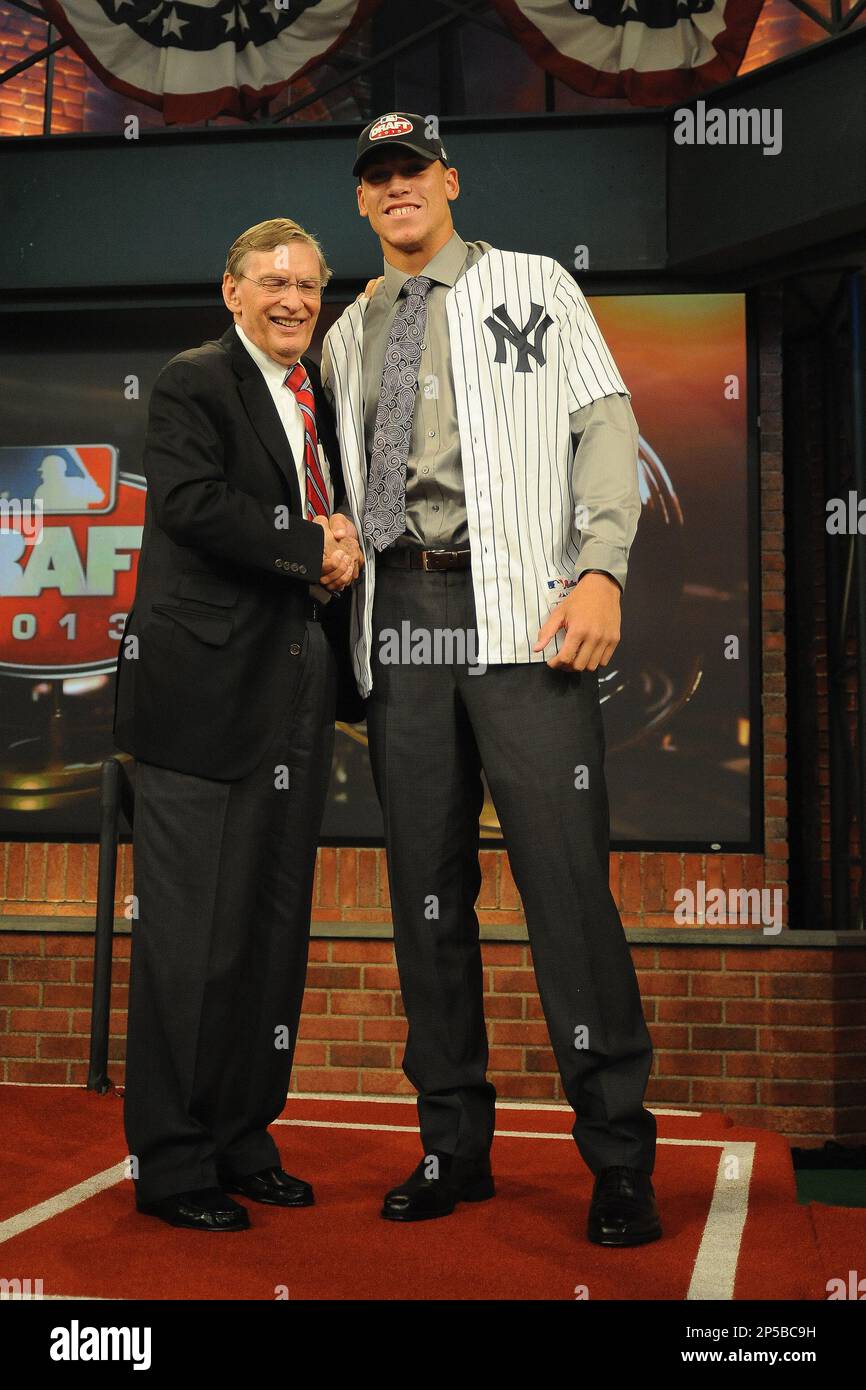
[0,446,143,680]
[0,446,143,824]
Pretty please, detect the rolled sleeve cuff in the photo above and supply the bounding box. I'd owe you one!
[575,544,628,594]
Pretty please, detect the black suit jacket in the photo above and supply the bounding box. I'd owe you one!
[113,324,364,781]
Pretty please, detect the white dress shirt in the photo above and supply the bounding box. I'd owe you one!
[234,323,333,511]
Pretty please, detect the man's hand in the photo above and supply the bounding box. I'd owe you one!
[329,513,365,581]
[532,572,621,671]
[313,515,355,591]
[355,276,384,303]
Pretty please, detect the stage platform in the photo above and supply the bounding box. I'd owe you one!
[1,1086,861,1301]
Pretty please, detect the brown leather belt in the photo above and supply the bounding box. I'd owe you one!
[379,547,472,572]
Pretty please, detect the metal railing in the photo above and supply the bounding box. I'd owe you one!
[86,756,134,1094]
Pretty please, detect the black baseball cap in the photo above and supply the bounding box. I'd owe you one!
[353,111,449,178]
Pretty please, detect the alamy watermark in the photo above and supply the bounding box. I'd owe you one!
[674,880,783,934]
[49,1320,151,1370]
[0,496,44,545]
[378,622,486,674]
[673,100,782,157]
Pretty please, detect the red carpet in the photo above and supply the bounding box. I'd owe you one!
[0,1085,847,1300]
[806,1203,866,1298]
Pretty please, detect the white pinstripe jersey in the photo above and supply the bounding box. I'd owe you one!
[322,246,638,698]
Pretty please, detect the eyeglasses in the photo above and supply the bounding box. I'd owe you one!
[239,273,325,299]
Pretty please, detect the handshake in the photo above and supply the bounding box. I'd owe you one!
[312,513,365,593]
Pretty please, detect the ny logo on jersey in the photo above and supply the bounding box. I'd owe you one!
[484,303,554,373]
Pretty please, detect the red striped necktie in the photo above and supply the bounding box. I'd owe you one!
[283,362,330,520]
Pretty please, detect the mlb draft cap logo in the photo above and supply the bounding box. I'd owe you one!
[370,114,413,142]
[353,112,448,177]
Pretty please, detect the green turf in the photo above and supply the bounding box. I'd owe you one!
[796,1170,866,1207]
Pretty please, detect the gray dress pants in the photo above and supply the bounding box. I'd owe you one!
[366,563,656,1176]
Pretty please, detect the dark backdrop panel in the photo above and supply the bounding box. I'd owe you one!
[2,117,666,296]
[667,27,866,272]
[0,291,757,847]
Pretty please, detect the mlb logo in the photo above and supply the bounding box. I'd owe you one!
[0,446,116,517]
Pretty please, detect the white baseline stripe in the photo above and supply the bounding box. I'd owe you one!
[0,1082,701,1119]
[276,1118,730,1146]
[0,1081,114,1088]
[687,1142,755,1302]
[41,1294,120,1300]
[280,1091,701,1117]
[0,1164,126,1245]
[3,1294,121,1301]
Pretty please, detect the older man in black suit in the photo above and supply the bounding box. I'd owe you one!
[114,218,363,1232]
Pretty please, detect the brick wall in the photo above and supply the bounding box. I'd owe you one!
[0,841,780,930]
[0,7,46,137]
[1,930,864,1144]
[740,0,837,75]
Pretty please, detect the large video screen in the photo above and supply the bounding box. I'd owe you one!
[0,292,756,846]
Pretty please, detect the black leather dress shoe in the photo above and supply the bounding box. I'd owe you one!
[382,1152,495,1222]
[219,1166,314,1207]
[587,1165,662,1246]
[136,1186,250,1231]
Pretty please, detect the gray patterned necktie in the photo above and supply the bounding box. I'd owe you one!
[363,274,434,551]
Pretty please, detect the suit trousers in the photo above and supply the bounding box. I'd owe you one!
[123,620,336,1203]
[366,564,656,1176]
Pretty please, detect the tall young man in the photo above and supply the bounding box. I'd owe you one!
[323,116,661,1246]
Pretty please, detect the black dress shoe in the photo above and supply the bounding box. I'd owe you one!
[382,1152,495,1222]
[219,1166,314,1207]
[136,1186,250,1231]
[587,1165,662,1246]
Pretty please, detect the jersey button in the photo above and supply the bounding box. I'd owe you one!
[290,643,302,656]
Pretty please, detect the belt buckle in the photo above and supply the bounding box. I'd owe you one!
[422,550,454,572]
